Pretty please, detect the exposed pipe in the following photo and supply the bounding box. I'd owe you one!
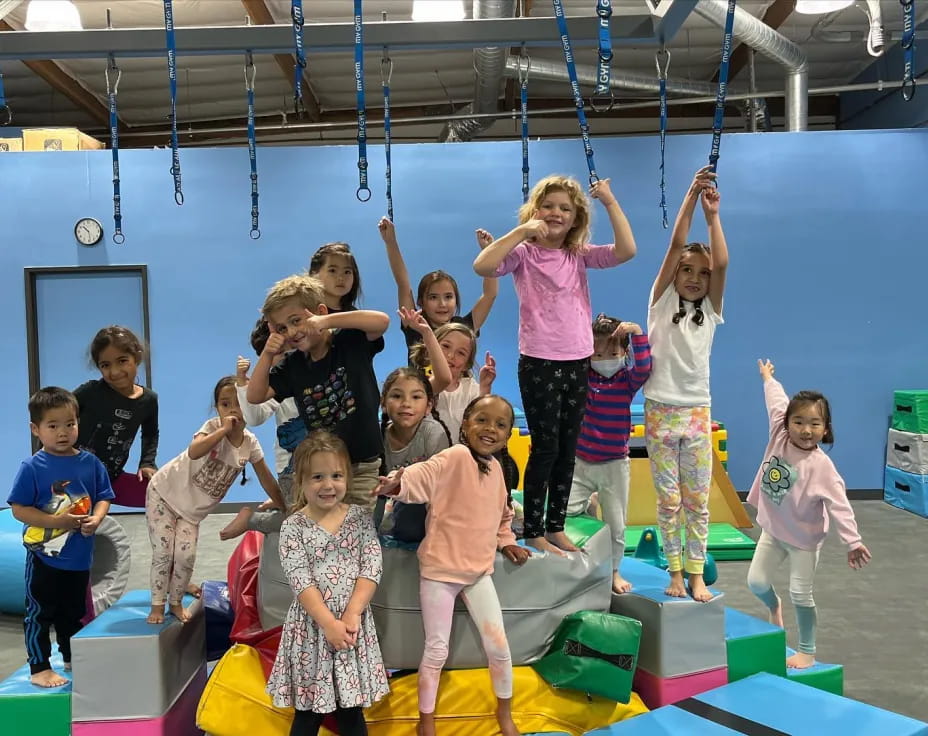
[693,0,808,131]
[0,0,23,22]
[439,0,517,142]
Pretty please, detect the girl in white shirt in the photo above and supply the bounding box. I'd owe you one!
[643,166,728,602]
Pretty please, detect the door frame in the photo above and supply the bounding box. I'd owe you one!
[24,265,153,398]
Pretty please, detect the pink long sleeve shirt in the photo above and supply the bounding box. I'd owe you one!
[747,379,862,552]
[392,444,517,585]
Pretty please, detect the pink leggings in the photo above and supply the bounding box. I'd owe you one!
[418,576,512,713]
[146,489,199,606]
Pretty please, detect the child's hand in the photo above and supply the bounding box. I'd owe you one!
[398,306,429,334]
[757,359,775,381]
[475,228,494,249]
[612,321,642,338]
[222,415,241,433]
[341,611,361,646]
[502,544,531,565]
[262,330,286,358]
[303,309,328,336]
[848,544,871,570]
[701,186,721,216]
[372,467,404,496]
[590,178,618,206]
[61,513,86,531]
[323,619,354,651]
[79,514,102,537]
[688,165,716,196]
[236,355,251,386]
[138,466,156,482]
[520,215,549,242]
[479,352,497,392]
[378,216,397,243]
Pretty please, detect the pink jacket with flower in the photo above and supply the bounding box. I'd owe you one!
[746,379,862,552]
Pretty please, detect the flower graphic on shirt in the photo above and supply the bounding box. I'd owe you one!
[761,456,794,505]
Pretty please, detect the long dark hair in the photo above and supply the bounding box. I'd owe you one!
[308,242,362,309]
[380,367,452,447]
[89,325,147,367]
[459,394,517,505]
[786,390,835,446]
[672,242,711,327]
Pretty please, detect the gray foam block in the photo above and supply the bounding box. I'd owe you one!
[611,557,726,678]
[71,589,205,721]
[257,531,289,633]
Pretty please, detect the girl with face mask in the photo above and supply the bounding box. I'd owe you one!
[567,314,652,594]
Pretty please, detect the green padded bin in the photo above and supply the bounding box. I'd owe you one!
[0,654,72,736]
[725,608,787,683]
[892,390,928,433]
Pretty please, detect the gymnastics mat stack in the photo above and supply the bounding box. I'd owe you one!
[723,607,786,683]
[611,558,727,709]
[70,589,206,735]
[884,390,928,518]
[0,652,72,736]
[583,672,928,735]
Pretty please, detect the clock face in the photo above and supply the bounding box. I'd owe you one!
[75,218,103,246]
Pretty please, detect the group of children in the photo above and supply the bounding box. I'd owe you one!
[8,165,870,735]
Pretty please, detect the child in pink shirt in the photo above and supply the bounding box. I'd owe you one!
[474,175,636,556]
[374,395,530,736]
[747,359,871,670]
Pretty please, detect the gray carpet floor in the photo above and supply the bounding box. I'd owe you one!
[0,501,925,723]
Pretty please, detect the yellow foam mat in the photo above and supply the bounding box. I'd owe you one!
[198,644,647,736]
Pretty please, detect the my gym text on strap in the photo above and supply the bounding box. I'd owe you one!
[519,49,530,203]
[552,0,599,185]
[674,697,790,736]
[381,37,394,221]
[708,0,736,174]
[354,0,371,202]
[901,0,916,101]
[657,48,670,229]
[591,0,614,111]
[0,65,10,125]
[291,0,307,115]
[163,0,184,205]
[106,54,125,244]
[245,51,260,239]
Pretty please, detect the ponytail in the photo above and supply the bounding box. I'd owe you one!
[671,295,705,327]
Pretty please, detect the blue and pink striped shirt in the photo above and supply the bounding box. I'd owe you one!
[576,334,652,463]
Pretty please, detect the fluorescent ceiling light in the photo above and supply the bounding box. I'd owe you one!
[412,0,466,22]
[794,0,854,14]
[25,0,83,31]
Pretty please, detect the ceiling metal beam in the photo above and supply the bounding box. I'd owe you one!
[0,14,695,61]
[241,0,321,122]
[0,19,111,128]
[712,0,796,83]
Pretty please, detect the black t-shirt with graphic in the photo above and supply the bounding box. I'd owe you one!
[73,379,159,479]
[269,328,384,463]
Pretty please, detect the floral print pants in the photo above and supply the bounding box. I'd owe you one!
[146,488,199,606]
[645,400,712,575]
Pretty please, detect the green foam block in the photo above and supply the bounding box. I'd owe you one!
[0,653,71,736]
[785,647,844,696]
[725,608,787,683]
[625,523,757,561]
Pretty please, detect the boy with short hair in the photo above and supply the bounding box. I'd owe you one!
[7,387,114,687]
[247,274,390,509]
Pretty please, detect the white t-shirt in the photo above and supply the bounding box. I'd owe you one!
[150,417,264,523]
[236,385,300,474]
[436,377,481,445]
[643,284,723,407]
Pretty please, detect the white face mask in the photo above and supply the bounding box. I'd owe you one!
[591,358,624,378]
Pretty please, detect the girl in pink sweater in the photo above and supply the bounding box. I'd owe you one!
[374,395,530,736]
[747,360,871,670]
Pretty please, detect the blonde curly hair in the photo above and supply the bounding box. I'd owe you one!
[517,175,592,254]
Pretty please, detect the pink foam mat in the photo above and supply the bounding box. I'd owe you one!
[633,665,728,709]
[72,663,205,735]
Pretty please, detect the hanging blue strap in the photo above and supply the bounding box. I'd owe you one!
[519,51,530,203]
[354,0,371,202]
[163,0,184,205]
[552,0,599,185]
[106,55,125,244]
[901,0,916,101]
[708,0,736,174]
[291,0,306,114]
[245,52,260,240]
[656,49,669,229]
[381,54,394,221]
[591,0,614,110]
[0,65,10,125]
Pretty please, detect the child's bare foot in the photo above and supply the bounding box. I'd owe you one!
[525,536,567,557]
[30,669,68,688]
[612,572,632,594]
[496,698,521,736]
[417,712,436,736]
[147,605,166,624]
[769,596,784,628]
[688,574,713,602]
[786,651,815,669]
[186,583,202,598]
[545,531,579,552]
[498,717,521,736]
[219,507,253,541]
[665,570,687,597]
[169,603,190,623]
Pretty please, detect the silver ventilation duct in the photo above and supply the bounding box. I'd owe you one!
[694,0,808,131]
[439,0,517,142]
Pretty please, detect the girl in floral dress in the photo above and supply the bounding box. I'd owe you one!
[266,430,389,735]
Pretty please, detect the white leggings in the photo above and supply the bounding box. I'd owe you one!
[566,456,630,567]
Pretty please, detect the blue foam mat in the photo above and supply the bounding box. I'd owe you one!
[619,557,722,602]
[785,647,842,675]
[74,589,198,639]
[724,606,783,639]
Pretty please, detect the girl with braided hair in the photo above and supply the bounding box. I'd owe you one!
[643,165,729,602]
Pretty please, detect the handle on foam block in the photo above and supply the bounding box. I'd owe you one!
[896,404,913,413]
[894,481,911,493]
[894,443,911,452]
[563,639,636,672]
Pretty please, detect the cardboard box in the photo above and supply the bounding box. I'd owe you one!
[0,137,23,152]
[23,128,104,151]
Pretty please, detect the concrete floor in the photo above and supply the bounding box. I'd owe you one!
[0,501,925,723]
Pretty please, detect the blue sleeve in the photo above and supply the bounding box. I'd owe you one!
[6,461,37,507]
[93,458,116,502]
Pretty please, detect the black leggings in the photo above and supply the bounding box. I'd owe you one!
[290,707,367,736]
[518,354,589,538]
